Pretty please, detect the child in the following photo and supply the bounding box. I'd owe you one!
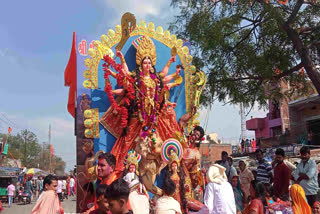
[104,179,132,214]
[86,184,110,214]
[155,178,182,214]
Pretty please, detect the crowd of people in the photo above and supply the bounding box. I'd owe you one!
[207,146,320,214]
[0,173,76,213]
[75,145,319,214]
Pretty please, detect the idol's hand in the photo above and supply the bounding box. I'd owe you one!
[176,66,182,75]
[169,56,176,63]
[116,49,123,58]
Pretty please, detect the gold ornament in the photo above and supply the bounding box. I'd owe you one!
[169,151,181,169]
[136,36,157,66]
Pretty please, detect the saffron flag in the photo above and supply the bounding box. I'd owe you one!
[8,127,12,134]
[64,32,77,117]
[50,145,54,157]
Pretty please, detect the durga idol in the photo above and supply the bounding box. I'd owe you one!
[100,36,183,173]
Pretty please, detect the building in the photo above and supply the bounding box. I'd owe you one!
[246,80,320,147]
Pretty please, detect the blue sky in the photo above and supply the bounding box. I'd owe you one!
[0,0,266,171]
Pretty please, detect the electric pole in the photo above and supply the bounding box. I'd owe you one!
[24,130,27,167]
[49,124,51,173]
[240,103,247,143]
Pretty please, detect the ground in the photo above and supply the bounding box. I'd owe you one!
[1,194,76,214]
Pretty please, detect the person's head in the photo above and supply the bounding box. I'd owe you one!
[221,151,228,162]
[96,184,109,212]
[275,148,285,164]
[171,161,178,173]
[263,183,274,197]
[141,57,152,73]
[83,182,94,197]
[162,178,176,196]
[255,149,264,162]
[239,160,246,171]
[250,180,265,201]
[300,146,311,162]
[43,174,58,191]
[290,184,308,207]
[231,176,239,188]
[105,178,130,214]
[227,157,233,166]
[98,153,116,179]
[128,164,135,173]
[189,126,204,145]
[313,201,320,214]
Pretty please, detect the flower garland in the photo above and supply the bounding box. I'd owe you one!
[102,55,135,128]
[139,71,162,139]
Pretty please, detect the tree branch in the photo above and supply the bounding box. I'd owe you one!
[286,0,304,27]
[273,62,304,79]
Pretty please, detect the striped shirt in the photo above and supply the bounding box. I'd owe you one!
[256,159,272,183]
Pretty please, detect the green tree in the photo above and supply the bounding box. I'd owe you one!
[0,131,66,172]
[170,0,320,107]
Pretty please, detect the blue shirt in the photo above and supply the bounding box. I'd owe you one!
[294,158,319,195]
[256,159,272,183]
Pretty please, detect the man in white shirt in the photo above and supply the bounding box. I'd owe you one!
[56,177,63,201]
[218,151,230,176]
[155,178,182,214]
[197,164,236,214]
[294,146,319,207]
[69,176,75,196]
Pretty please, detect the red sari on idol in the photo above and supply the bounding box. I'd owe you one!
[100,77,182,173]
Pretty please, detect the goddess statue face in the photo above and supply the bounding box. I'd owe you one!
[142,58,152,73]
[171,162,178,172]
[129,164,136,173]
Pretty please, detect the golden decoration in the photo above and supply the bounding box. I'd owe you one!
[135,36,157,66]
[169,151,181,169]
[82,14,208,133]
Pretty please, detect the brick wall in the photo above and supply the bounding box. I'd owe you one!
[199,144,232,163]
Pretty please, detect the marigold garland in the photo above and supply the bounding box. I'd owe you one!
[102,55,135,128]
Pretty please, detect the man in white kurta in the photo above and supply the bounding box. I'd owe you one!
[196,164,236,214]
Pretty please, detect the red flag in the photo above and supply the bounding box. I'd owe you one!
[51,145,54,157]
[64,32,77,118]
[8,127,12,134]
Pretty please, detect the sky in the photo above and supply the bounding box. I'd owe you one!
[0,0,266,171]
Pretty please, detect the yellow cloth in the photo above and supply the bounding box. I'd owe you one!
[290,184,312,214]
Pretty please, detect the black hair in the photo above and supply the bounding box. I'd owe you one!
[83,182,94,194]
[43,174,57,189]
[275,148,285,157]
[164,165,187,213]
[162,178,176,196]
[300,146,310,155]
[98,153,116,169]
[221,151,228,156]
[255,149,263,155]
[194,126,205,140]
[105,178,130,201]
[227,157,233,163]
[96,184,108,198]
[263,183,274,196]
[251,180,267,209]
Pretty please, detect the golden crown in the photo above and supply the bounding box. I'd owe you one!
[169,151,181,168]
[135,36,157,66]
[124,150,141,170]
